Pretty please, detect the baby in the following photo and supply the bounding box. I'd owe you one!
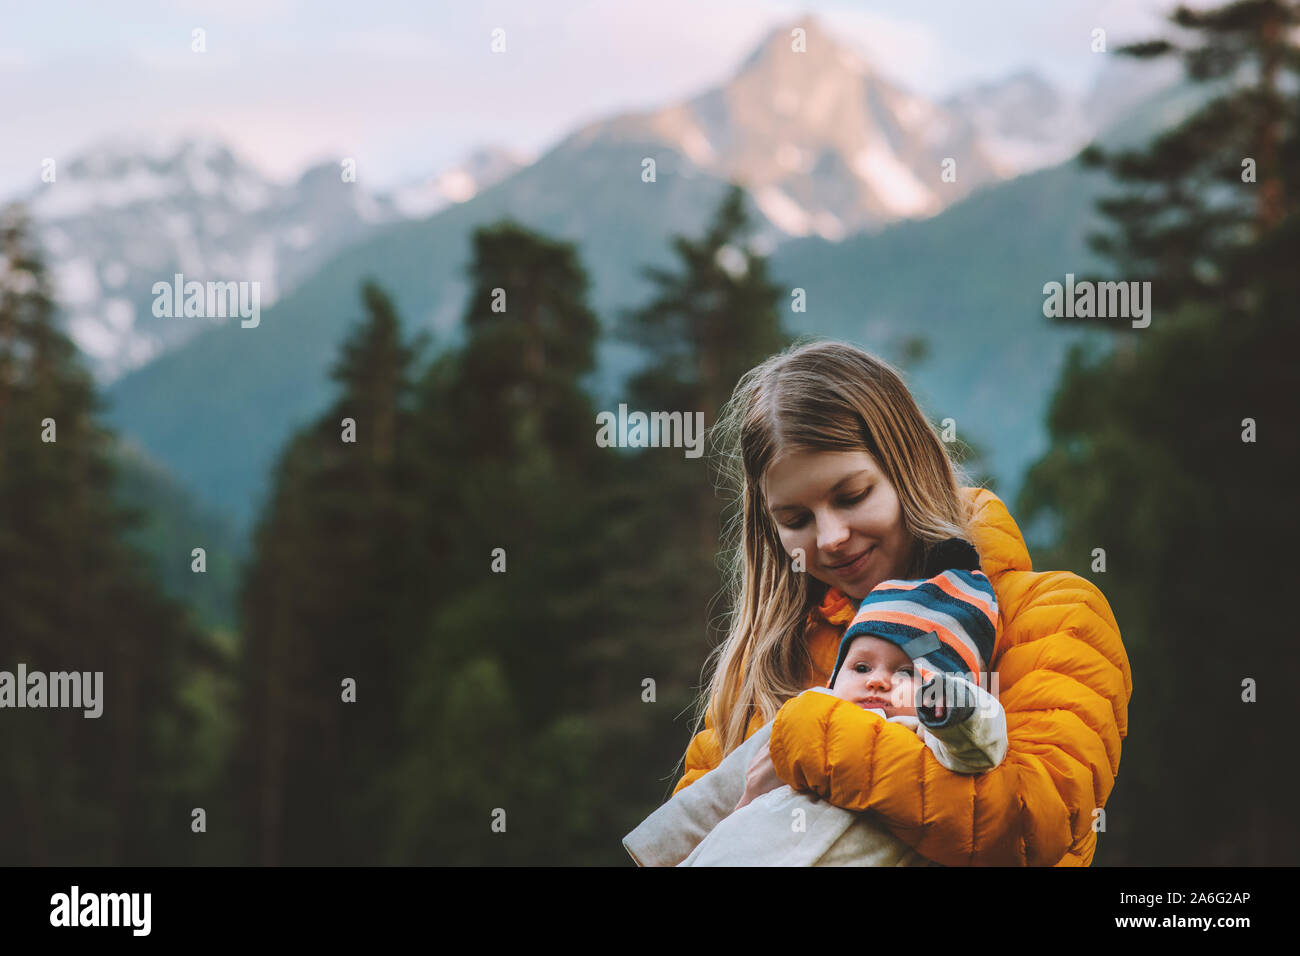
[623,541,1006,867]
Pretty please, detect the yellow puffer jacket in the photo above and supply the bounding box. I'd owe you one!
[673,486,1131,866]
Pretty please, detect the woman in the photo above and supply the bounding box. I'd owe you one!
[672,339,1132,866]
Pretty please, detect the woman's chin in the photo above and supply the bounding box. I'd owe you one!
[841,582,872,601]
[819,568,884,601]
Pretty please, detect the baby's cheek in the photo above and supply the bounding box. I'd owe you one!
[893,678,915,706]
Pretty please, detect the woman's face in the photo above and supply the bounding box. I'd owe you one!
[762,449,911,601]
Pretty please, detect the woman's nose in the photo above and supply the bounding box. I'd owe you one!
[817,513,851,552]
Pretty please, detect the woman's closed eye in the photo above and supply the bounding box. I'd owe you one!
[780,489,869,529]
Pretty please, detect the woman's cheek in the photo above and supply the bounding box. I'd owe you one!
[785,532,808,566]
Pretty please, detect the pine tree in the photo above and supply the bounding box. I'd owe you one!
[1075,1,1300,321]
[613,182,791,642]
[236,206,796,864]
[233,281,423,864]
[1018,2,1300,864]
[390,221,619,863]
[590,186,800,840]
[0,204,208,864]
[455,220,601,480]
[618,183,790,423]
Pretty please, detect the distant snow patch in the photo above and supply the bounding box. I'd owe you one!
[69,314,116,359]
[812,211,845,241]
[104,298,135,332]
[41,227,72,257]
[54,257,100,306]
[160,212,193,239]
[754,186,811,236]
[776,143,811,172]
[890,92,936,130]
[102,261,128,288]
[230,174,273,212]
[390,180,449,217]
[677,124,716,166]
[851,142,936,217]
[185,152,222,196]
[437,168,477,203]
[33,168,174,218]
[125,335,161,367]
[246,236,278,301]
[837,49,867,75]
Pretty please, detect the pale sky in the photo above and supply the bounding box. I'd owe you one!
[0,0,1178,197]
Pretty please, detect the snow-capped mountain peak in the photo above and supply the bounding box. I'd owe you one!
[386,146,530,218]
[17,15,1161,384]
[16,136,527,383]
[564,14,1072,244]
[29,135,275,221]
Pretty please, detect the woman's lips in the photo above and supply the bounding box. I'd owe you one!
[829,546,874,575]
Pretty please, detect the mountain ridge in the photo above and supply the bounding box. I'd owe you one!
[96,16,1184,530]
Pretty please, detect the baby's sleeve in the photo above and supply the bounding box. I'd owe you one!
[913,675,1008,774]
[622,720,775,866]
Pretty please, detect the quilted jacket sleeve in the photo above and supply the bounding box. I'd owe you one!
[769,570,1131,867]
[672,710,724,796]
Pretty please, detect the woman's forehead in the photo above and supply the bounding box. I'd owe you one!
[763,449,878,495]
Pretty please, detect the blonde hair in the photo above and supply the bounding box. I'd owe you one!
[691,338,977,761]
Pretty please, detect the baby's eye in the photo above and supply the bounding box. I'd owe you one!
[853,663,869,673]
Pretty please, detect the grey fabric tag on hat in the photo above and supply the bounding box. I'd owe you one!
[899,630,942,660]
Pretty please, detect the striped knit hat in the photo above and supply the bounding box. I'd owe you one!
[828,538,999,689]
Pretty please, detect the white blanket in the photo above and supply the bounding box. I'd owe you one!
[623,679,1006,867]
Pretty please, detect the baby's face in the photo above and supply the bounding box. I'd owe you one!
[831,635,916,717]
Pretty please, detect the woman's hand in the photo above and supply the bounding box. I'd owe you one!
[734,740,784,811]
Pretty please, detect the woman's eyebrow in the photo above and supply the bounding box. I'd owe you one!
[769,469,872,513]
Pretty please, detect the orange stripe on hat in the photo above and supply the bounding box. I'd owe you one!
[930,572,998,628]
[858,609,983,679]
